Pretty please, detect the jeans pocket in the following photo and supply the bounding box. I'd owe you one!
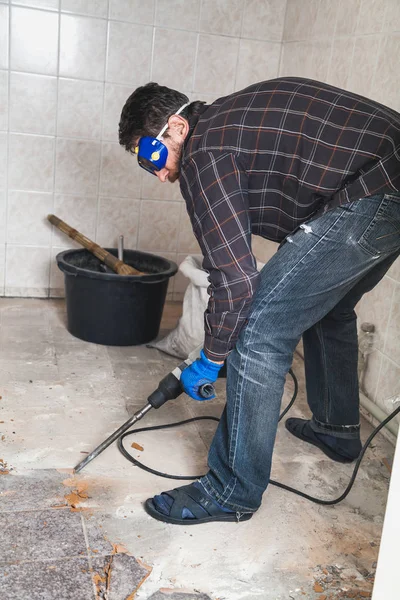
[357,194,400,257]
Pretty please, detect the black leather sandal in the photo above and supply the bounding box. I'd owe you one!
[145,483,253,525]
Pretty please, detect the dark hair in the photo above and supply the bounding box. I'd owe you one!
[119,82,205,153]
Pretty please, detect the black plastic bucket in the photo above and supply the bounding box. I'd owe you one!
[56,248,178,346]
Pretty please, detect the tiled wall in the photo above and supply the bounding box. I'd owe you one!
[280,0,400,417]
[0,0,285,300]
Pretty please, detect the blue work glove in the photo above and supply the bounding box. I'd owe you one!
[180,350,223,401]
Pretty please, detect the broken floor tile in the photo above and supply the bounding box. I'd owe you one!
[0,508,87,563]
[91,553,151,599]
[0,469,66,512]
[83,515,114,557]
[0,556,94,600]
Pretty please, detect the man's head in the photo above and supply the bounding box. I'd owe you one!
[119,83,192,183]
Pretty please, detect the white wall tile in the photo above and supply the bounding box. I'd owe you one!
[335,0,362,36]
[308,39,332,82]
[376,354,400,415]
[0,71,8,131]
[311,0,338,39]
[155,0,200,31]
[96,196,140,249]
[0,5,9,70]
[138,199,181,252]
[348,36,380,99]
[59,14,107,81]
[0,189,5,243]
[356,275,395,352]
[279,42,314,79]
[0,132,6,189]
[153,250,177,298]
[55,138,101,195]
[10,72,57,135]
[373,34,400,112]
[283,0,319,42]
[327,38,355,90]
[61,0,108,18]
[141,175,183,202]
[9,133,55,192]
[194,34,239,95]
[57,78,104,139]
[152,28,197,90]
[10,7,59,75]
[384,0,400,33]
[109,0,155,25]
[49,245,65,296]
[0,243,5,295]
[99,142,142,197]
[236,40,280,90]
[178,205,201,254]
[103,83,133,142]
[52,193,97,247]
[5,245,51,296]
[357,0,385,34]
[11,0,59,10]
[106,21,153,85]
[361,345,382,402]
[242,0,286,42]
[7,191,54,245]
[384,283,400,365]
[200,0,243,37]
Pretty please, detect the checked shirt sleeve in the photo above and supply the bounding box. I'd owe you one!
[180,151,260,362]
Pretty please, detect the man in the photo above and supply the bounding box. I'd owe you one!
[119,78,400,525]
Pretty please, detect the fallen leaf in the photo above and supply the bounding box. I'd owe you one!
[314,583,324,593]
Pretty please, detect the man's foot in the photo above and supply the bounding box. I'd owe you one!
[285,418,362,463]
[145,482,253,525]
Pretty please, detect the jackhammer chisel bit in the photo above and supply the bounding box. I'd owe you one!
[73,345,214,473]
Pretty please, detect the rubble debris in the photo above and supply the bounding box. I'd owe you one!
[62,477,89,511]
[131,442,144,451]
[312,564,374,599]
[91,548,152,600]
[0,458,10,475]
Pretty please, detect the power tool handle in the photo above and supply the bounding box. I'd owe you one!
[147,369,184,408]
[147,367,216,408]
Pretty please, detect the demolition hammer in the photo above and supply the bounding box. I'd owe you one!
[74,345,213,473]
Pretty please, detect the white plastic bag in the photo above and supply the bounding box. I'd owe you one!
[149,255,265,359]
[149,255,209,358]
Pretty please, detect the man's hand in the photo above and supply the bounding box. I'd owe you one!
[180,350,223,400]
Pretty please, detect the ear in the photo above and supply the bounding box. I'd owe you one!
[167,115,189,141]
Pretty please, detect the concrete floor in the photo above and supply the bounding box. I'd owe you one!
[0,298,395,600]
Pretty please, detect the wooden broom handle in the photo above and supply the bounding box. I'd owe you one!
[48,214,144,276]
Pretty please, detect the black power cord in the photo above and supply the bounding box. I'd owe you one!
[117,369,399,505]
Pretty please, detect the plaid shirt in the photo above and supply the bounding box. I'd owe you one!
[179,77,400,361]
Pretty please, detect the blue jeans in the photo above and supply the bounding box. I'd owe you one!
[200,194,400,512]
